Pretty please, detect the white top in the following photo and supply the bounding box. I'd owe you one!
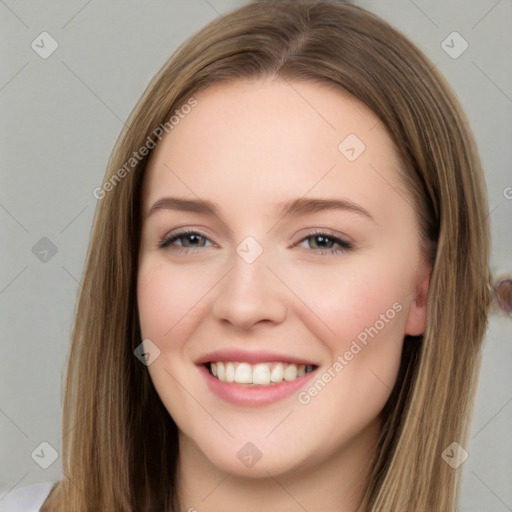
[0,482,56,512]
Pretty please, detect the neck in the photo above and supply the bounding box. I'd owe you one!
[174,419,380,512]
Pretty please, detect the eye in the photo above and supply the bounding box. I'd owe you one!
[158,229,214,252]
[296,231,352,255]
[158,229,352,255]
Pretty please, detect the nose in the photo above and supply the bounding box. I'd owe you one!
[211,248,288,330]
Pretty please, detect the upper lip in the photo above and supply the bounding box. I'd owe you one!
[195,349,318,366]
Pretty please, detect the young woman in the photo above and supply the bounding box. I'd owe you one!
[8,1,493,510]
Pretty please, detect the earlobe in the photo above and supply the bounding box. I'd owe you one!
[404,264,431,336]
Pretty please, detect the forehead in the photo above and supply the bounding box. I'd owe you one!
[142,78,409,224]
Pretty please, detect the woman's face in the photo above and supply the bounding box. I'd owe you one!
[137,78,430,480]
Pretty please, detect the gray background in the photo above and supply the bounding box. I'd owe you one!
[0,0,511,510]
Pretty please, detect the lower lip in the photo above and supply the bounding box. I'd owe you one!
[198,364,318,407]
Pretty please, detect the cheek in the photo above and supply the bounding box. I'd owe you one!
[282,255,409,412]
[137,258,214,341]
[290,265,406,443]
[137,266,173,339]
[284,254,411,347]
[136,259,212,425]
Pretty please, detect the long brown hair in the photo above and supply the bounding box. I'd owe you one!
[42,1,492,510]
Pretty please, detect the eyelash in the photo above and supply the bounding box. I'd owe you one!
[158,229,353,255]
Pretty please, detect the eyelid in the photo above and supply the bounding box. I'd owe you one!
[292,228,352,245]
[158,228,215,250]
[159,227,353,255]
[291,229,353,253]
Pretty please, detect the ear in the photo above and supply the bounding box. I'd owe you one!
[404,260,432,336]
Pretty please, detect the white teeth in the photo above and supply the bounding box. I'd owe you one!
[216,362,225,381]
[283,363,297,381]
[208,361,315,386]
[252,363,271,385]
[270,362,284,383]
[235,363,253,384]
[225,362,235,383]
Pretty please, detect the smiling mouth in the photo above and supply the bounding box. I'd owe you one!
[205,361,317,386]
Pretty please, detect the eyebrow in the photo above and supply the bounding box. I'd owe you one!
[145,196,374,222]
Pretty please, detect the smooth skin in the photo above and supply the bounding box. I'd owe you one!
[137,78,431,512]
